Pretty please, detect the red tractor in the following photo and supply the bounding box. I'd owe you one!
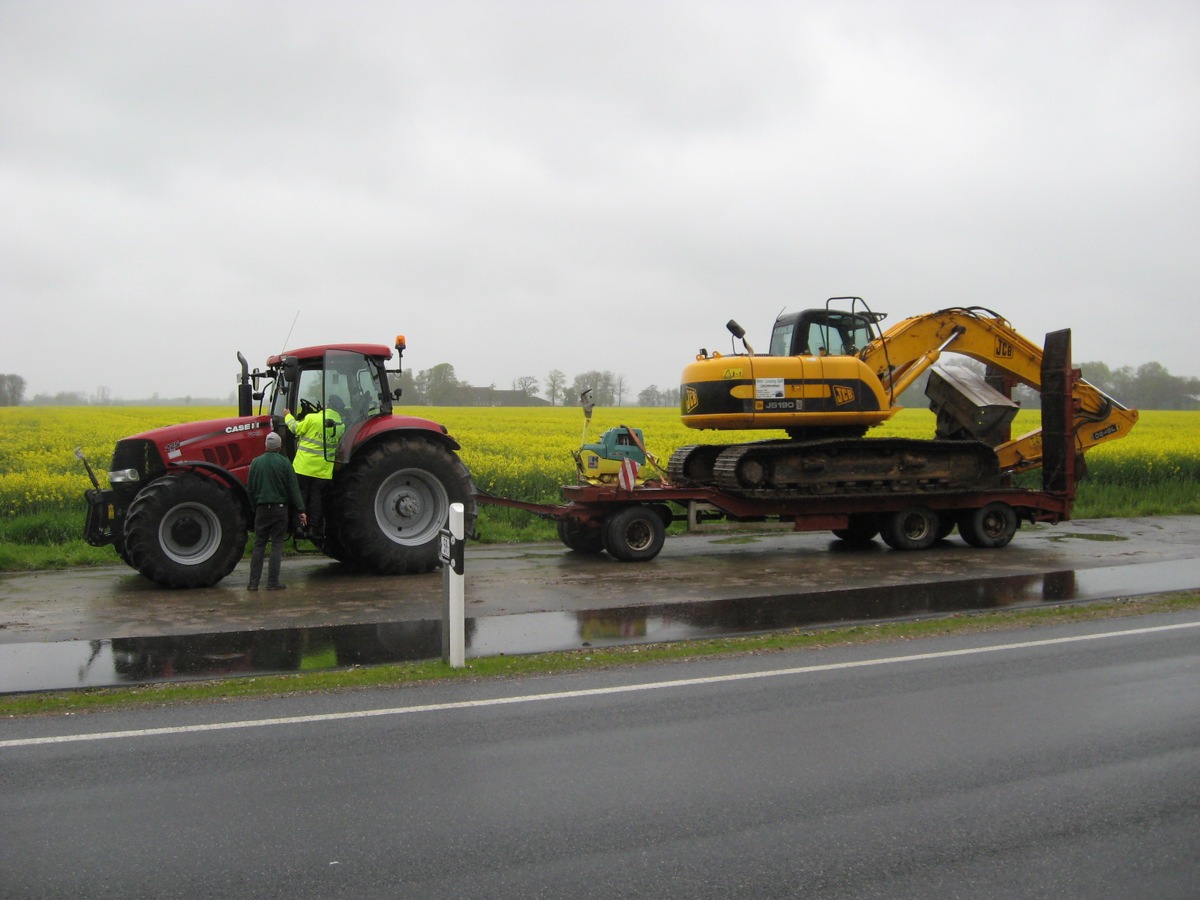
[81,337,476,588]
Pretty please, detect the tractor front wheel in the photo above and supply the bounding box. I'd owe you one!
[123,474,247,588]
[332,438,474,574]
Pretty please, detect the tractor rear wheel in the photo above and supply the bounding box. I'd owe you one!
[124,473,247,588]
[332,438,474,574]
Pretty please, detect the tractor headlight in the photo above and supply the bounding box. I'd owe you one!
[108,468,141,484]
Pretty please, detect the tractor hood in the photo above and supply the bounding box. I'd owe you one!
[113,414,276,484]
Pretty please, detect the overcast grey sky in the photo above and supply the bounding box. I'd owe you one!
[2,0,1197,401]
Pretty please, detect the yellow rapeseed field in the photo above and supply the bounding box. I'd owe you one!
[2,404,1197,519]
[1,406,229,517]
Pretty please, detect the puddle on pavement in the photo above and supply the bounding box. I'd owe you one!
[1048,532,1130,543]
[2,558,1197,693]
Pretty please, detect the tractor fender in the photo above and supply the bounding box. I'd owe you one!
[337,415,462,465]
[168,460,254,522]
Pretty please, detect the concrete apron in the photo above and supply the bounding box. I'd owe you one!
[2,516,1200,646]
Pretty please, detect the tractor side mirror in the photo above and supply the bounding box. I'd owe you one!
[281,356,300,385]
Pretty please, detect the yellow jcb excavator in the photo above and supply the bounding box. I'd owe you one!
[671,298,1137,497]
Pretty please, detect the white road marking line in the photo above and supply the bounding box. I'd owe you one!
[4,620,1197,750]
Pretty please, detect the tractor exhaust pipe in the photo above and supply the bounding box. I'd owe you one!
[237,352,253,417]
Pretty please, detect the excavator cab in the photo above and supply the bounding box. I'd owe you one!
[769,300,886,358]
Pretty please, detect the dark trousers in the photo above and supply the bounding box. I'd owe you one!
[249,504,289,589]
[297,474,328,535]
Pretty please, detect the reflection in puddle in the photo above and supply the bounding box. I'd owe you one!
[2,559,1196,693]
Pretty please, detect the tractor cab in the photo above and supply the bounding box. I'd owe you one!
[259,346,394,465]
[268,348,392,423]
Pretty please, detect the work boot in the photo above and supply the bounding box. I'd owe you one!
[247,584,259,592]
[266,583,287,591]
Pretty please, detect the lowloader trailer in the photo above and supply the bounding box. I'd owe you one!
[478,329,1083,563]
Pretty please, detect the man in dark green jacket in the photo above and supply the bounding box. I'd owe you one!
[247,431,306,591]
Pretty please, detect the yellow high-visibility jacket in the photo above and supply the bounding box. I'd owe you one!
[284,408,344,479]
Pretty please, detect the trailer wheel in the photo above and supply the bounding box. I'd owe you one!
[557,518,604,554]
[124,473,247,588]
[936,512,957,541]
[880,506,940,551]
[832,514,879,545]
[958,502,1018,549]
[334,437,474,574]
[603,505,666,562]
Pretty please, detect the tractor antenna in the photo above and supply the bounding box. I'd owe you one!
[280,310,300,354]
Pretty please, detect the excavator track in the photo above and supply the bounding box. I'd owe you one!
[666,444,724,485]
[669,438,1001,500]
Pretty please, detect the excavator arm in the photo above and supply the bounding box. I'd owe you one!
[859,307,1138,471]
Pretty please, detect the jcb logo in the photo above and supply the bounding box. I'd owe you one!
[994,337,1013,359]
[685,387,699,413]
[833,386,855,405]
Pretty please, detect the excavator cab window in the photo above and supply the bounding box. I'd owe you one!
[769,323,795,357]
[771,310,878,357]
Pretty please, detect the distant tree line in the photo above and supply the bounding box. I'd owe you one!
[11,383,234,406]
[1079,361,1200,411]
[5,359,1196,409]
[394,364,680,408]
[0,374,26,406]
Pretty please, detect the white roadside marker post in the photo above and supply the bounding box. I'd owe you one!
[440,502,466,668]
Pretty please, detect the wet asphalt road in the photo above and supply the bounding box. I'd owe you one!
[4,612,1199,897]
[1,515,1199,645]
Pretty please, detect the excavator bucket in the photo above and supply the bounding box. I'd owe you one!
[925,365,1020,445]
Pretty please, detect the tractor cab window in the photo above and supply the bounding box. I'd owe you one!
[324,350,390,424]
[270,366,324,419]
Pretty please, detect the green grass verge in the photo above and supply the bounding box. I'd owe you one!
[4,591,1197,718]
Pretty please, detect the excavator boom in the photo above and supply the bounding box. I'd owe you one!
[860,307,1137,471]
